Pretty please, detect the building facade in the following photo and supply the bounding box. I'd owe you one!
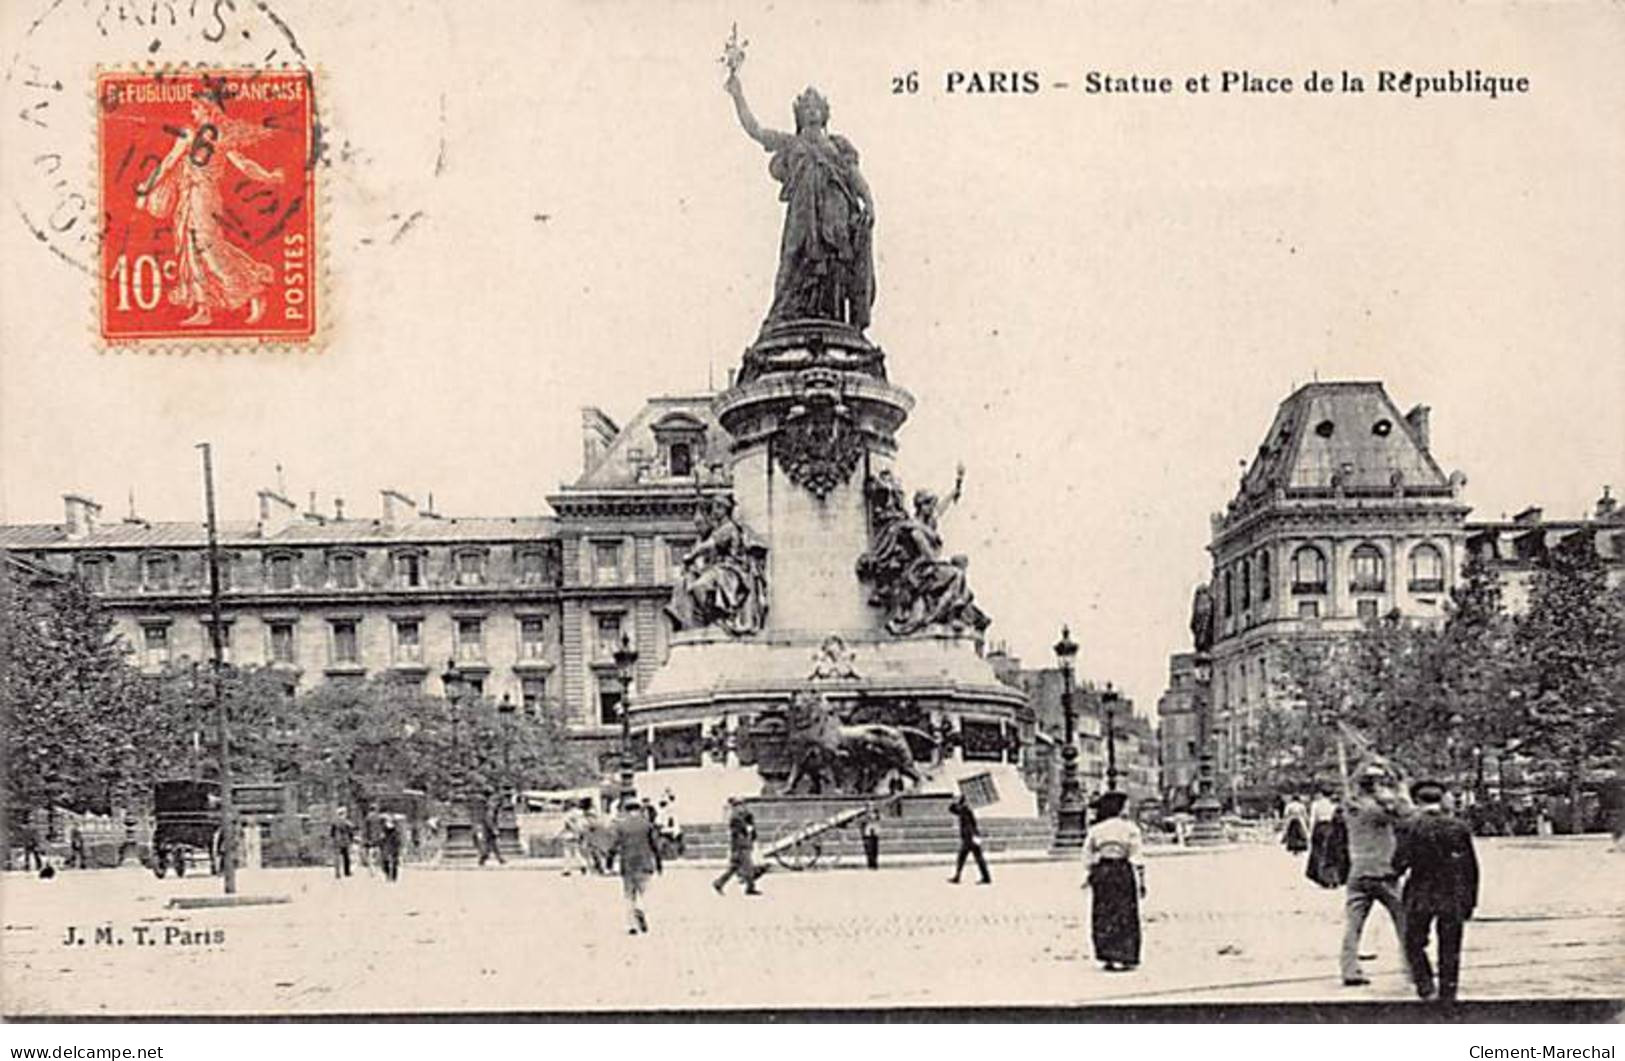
[1204,381,1472,797]
[1154,652,1200,807]
[0,394,729,765]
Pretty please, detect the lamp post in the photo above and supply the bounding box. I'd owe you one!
[441,659,465,795]
[1051,626,1086,850]
[1187,651,1224,844]
[612,635,640,804]
[1103,682,1120,794]
[498,693,517,795]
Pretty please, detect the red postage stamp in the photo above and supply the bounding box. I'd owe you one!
[97,69,317,346]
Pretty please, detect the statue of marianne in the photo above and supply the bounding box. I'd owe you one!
[724,67,876,332]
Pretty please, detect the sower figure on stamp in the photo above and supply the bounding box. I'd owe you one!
[947,794,991,885]
[712,797,763,896]
[1339,760,1414,987]
[1394,780,1479,1002]
[611,797,663,934]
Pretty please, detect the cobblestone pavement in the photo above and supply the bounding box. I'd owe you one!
[2,837,1620,1015]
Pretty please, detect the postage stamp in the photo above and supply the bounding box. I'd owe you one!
[97,68,317,346]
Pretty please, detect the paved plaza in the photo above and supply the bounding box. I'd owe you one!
[2,837,1620,1015]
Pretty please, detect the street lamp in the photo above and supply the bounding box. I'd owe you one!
[441,659,466,799]
[1051,626,1086,850]
[1102,682,1121,794]
[497,693,517,795]
[612,635,640,804]
[1188,651,1224,843]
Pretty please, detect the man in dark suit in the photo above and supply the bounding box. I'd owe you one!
[1394,779,1480,1002]
[947,794,991,885]
[611,797,663,934]
[712,797,763,896]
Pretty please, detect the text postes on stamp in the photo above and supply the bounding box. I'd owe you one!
[98,69,316,346]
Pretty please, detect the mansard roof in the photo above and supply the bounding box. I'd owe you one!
[1239,381,1450,498]
[570,394,728,490]
[0,515,557,551]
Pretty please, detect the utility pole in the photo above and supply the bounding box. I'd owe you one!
[197,443,237,895]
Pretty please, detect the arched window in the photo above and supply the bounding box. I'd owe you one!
[1350,543,1386,592]
[1259,550,1272,601]
[1409,543,1445,592]
[1291,546,1327,593]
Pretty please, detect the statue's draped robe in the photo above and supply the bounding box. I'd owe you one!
[764,132,874,329]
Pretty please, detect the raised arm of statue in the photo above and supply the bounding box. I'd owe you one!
[939,463,965,520]
[725,73,791,151]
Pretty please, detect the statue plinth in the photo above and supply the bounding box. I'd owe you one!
[738,319,886,385]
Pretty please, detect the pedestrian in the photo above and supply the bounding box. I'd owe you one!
[69,826,86,870]
[330,807,355,878]
[1339,761,1413,987]
[610,797,663,934]
[712,797,763,895]
[22,824,46,873]
[862,810,881,870]
[478,793,507,866]
[361,804,383,875]
[1083,791,1145,972]
[1306,782,1349,889]
[378,817,403,883]
[1394,780,1479,1002]
[947,793,991,885]
[1282,794,1309,855]
[658,792,684,858]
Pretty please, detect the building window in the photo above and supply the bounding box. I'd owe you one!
[330,553,359,589]
[669,442,693,478]
[394,551,425,589]
[454,550,487,587]
[1240,559,1252,610]
[1408,543,1445,593]
[455,617,485,662]
[79,556,110,592]
[665,539,693,581]
[143,554,175,592]
[267,553,296,591]
[141,624,171,668]
[1291,547,1327,594]
[330,620,360,665]
[1258,550,1271,601]
[1297,600,1320,620]
[517,549,549,586]
[1356,598,1380,623]
[1350,544,1386,592]
[465,675,485,698]
[519,617,547,660]
[521,676,548,714]
[593,541,622,585]
[213,553,233,592]
[598,677,623,726]
[394,619,422,664]
[1223,569,1234,617]
[268,622,297,666]
[594,613,623,661]
[201,620,233,664]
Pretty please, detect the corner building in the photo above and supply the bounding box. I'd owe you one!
[1205,381,1470,795]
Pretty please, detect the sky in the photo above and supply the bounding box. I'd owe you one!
[2,1,1622,717]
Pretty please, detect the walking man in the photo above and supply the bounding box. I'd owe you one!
[478,793,507,866]
[330,808,355,878]
[1340,762,1412,986]
[611,797,663,934]
[947,793,991,885]
[378,817,403,883]
[862,809,881,870]
[1394,780,1479,1002]
[712,797,763,895]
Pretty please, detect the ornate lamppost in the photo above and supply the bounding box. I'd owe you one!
[1051,626,1086,850]
[1102,681,1121,794]
[498,693,517,794]
[441,659,476,856]
[1188,650,1225,844]
[612,635,640,804]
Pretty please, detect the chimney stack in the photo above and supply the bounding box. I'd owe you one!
[257,488,297,536]
[303,490,325,524]
[381,489,418,530]
[333,497,346,521]
[1596,486,1617,520]
[63,494,102,539]
[1404,404,1432,451]
[580,407,620,474]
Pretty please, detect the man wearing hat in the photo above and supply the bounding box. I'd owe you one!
[610,796,663,934]
[712,797,763,896]
[1393,779,1479,1001]
[1338,760,1413,986]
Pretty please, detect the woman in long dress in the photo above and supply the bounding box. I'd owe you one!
[1083,791,1146,972]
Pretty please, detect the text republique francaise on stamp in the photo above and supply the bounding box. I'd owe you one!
[97,69,316,347]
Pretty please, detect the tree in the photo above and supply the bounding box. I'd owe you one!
[1,570,151,813]
[1512,530,1625,807]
